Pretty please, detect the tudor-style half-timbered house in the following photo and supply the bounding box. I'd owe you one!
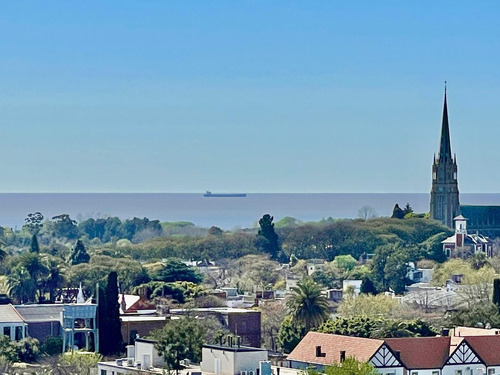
[458,337,500,375]
[370,343,404,375]
[443,339,484,375]
[370,337,451,375]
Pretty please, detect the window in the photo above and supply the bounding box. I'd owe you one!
[100,371,107,375]
[412,372,418,375]
[3,327,11,338]
[488,370,495,375]
[432,371,439,375]
[456,370,462,375]
[15,326,23,341]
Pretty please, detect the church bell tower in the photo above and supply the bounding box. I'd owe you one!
[430,86,460,228]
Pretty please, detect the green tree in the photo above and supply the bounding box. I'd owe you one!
[318,316,378,338]
[360,277,377,295]
[391,204,405,219]
[70,240,90,265]
[286,277,330,332]
[337,294,399,318]
[30,234,40,253]
[333,255,357,272]
[7,266,36,303]
[45,256,67,303]
[24,212,44,235]
[469,252,491,270]
[99,272,122,355]
[150,259,203,284]
[324,357,378,375]
[277,315,305,353]
[18,253,49,302]
[57,352,103,375]
[0,243,7,264]
[493,278,500,314]
[258,214,283,261]
[446,302,500,328]
[371,244,416,294]
[371,320,413,338]
[153,317,209,375]
[403,203,414,216]
[51,214,79,239]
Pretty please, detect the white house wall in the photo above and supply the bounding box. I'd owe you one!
[135,341,164,368]
[406,368,441,375]
[234,350,268,375]
[443,364,486,375]
[374,366,405,375]
[201,348,267,375]
[201,347,236,375]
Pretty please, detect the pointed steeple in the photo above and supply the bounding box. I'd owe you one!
[439,82,452,162]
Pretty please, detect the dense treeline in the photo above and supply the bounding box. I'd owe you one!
[0,212,453,305]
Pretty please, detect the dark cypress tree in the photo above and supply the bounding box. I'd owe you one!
[493,278,500,314]
[257,214,281,261]
[30,234,40,253]
[391,204,405,219]
[97,285,108,354]
[70,240,90,265]
[360,277,378,295]
[102,272,123,355]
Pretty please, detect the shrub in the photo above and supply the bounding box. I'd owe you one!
[41,336,63,356]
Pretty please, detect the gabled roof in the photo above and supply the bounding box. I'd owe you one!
[287,332,383,366]
[384,337,450,370]
[0,304,26,324]
[465,336,500,366]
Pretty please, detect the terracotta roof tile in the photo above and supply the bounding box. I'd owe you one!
[384,337,451,369]
[287,332,383,366]
[465,336,500,366]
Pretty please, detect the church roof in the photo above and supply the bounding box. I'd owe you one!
[439,88,452,162]
[454,215,467,221]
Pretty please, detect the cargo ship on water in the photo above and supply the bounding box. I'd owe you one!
[204,191,247,198]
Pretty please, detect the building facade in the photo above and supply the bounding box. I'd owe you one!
[430,88,460,228]
[441,215,493,258]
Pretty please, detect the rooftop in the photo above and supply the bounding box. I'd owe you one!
[385,336,451,369]
[0,304,26,324]
[15,304,64,322]
[287,332,383,366]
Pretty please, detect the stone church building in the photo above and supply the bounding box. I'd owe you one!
[430,88,500,239]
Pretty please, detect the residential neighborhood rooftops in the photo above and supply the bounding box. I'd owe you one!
[287,332,383,365]
[170,307,256,314]
[384,336,451,369]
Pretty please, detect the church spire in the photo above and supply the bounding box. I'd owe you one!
[439,82,452,162]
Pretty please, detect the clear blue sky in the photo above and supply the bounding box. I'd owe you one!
[1,1,499,193]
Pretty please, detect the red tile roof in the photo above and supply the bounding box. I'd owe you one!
[287,332,383,366]
[465,336,500,366]
[384,337,451,369]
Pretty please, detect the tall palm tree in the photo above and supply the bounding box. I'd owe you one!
[286,277,330,332]
[19,252,49,302]
[0,241,7,264]
[8,266,36,303]
[44,256,67,303]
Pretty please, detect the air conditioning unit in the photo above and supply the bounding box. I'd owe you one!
[126,358,134,367]
[249,370,255,375]
[241,371,247,375]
